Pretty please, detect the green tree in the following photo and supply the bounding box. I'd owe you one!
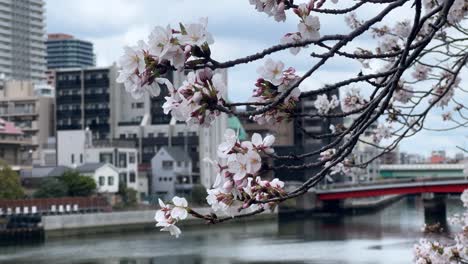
[60,170,96,197]
[118,182,137,207]
[34,177,68,198]
[0,162,24,199]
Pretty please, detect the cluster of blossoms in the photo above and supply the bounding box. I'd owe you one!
[413,189,468,263]
[423,0,467,24]
[282,3,322,55]
[207,129,286,215]
[319,149,352,176]
[162,68,227,127]
[314,94,340,115]
[116,18,214,99]
[341,87,367,113]
[250,58,301,125]
[249,0,287,22]
[155,130,286,238]
[430,72,460,108]
[372,123,393,144]
[154,197,188,238]
[412,64,432,81]
[393,81,414,104]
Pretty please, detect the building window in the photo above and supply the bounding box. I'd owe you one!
[80,154,83,163]
[178,132,184,137]
[100,153,113,165]
[99,176,105,186]
[108,176,114,186]
[71,154,74,164]
[120,134,126,139]
[177,161,182,167]
[129,172,136,183]
[118,153,127,168]
[162,161,173,170]
[148,133,154,138]
[159,177,162,182]
[129,153,136,164]
[119,173,127,184]
[157,132,165,137]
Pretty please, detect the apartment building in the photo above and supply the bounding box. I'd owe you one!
[0,0,47,82]
[0,118,32,167]
[0,80,54,164]
[46,33,95,69]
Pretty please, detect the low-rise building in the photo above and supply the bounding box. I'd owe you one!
[57,130,139,192]
[76,163,119,194]
[151,147,193,200]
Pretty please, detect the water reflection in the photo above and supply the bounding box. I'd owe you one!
[0,196,463,264]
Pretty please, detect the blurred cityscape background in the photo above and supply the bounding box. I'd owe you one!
[0,1,466,262]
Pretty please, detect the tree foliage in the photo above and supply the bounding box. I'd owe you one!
[60,170,96,197]
[34,178,68,198]
[0,163,24,199]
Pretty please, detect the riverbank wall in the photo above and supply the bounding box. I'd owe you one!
[42,208,277,238]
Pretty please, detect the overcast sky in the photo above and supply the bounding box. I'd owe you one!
[45,0,467,158]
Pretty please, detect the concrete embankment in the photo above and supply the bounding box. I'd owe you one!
[42,208,277,238]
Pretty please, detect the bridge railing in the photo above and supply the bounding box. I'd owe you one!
[320,176,467,190]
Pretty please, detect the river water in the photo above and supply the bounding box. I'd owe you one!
[0,196,463,264]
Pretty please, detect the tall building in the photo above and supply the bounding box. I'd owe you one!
[0,0,46,82]
[55,66,118,140]
[0,80,54,165]
[46,33,95,69]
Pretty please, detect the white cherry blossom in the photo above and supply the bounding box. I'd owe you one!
[298,15,320,40]
[257,58,285,86]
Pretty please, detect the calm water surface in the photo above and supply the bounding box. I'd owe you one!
[0,196,463,264]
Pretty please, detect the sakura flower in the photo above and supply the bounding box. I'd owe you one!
[442,112,452,121]
[246,150,262,174]
[171,196,188,220]
[148,25,176,60]
[179,18,214,46]
[270,178,285,189]
[461,189,468,207]
[393,81,413,104]
[373,123,393,143]
[218,129,238,158]
[342,87,367,112]
[251,133,276,154]
[257,58,285,86]
[118,43,146,76]
[412,64,432,81]
[345,13,361,30]
[228,153,249,181]
[298,15,320,40]
[161,224,182,238]
[280,33,303,55]
[314,94,340,115]
[393,19,412,38]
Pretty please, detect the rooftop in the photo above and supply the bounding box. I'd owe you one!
[162,147,191,162]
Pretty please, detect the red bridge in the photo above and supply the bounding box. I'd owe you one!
[316,179,468,200]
